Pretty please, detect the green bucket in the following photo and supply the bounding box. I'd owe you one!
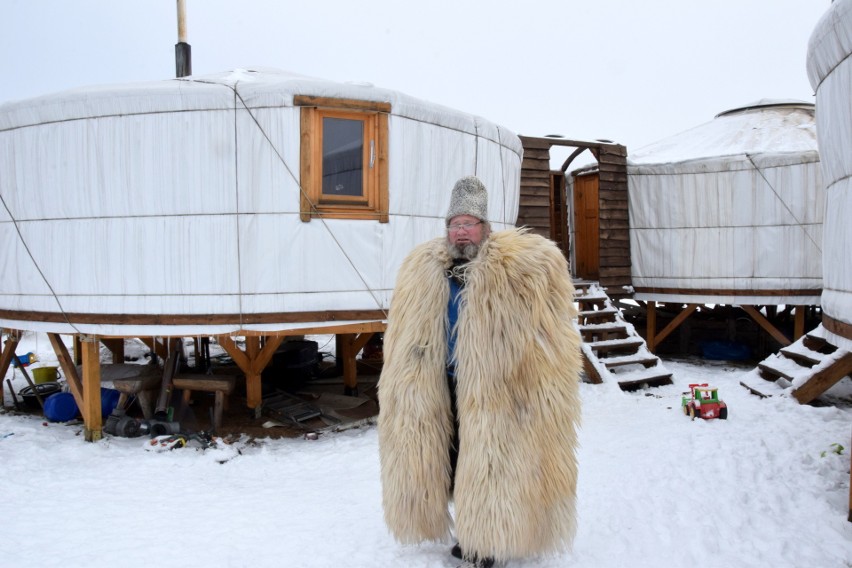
[32,366,58,384]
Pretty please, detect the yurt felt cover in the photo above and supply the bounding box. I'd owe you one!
[0,69,521,336]
[627,101,822,306]
[808,0,852,349]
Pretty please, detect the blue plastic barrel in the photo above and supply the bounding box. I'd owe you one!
[43,392,79,422]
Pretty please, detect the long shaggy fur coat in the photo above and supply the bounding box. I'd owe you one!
[378,228,582,561]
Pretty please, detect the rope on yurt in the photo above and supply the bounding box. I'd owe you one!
[0,193,83,334]
[228,83,389,319]
[231,87,245,330]
[496,125,507,226]
[745,153,822,252]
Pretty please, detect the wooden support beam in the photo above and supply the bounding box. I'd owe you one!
[101,338,125,364]
[140,337,170,360]
[794,307,805,341]
[742,305,792,347]
[0,330,22,406]
[215,335,285,414]
[338,332,374,395]
[245,336,261,413]
[647,301,657,352]
[80,337,103,442]
[48,333,84,411]
[791,351,852,405]
[649,304,698,353]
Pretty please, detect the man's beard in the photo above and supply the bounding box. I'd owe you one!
[448,241,481,260]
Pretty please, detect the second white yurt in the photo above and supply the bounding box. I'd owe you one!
[627,100,823,308]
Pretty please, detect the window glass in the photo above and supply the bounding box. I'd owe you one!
[322,117,364,197]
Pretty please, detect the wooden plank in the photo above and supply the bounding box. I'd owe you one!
[822,313,852,343]
[292,95,391,113]
[742,305,792,347]
[791,351,852,404]
[632,287,821,298]
[250,336,286,375]
[0,308,388,327]
[101,338,125,364]
[80,338,103,442]
[0,331,21,406]
[244,336,262,411]
[651,304,699,351]
[47,333,85,411]
[794,307,805,341]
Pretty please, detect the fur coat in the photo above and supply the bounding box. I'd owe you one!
[378,228,582,561]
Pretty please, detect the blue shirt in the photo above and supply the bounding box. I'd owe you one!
[446,276,463,375]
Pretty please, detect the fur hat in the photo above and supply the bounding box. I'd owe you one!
[446,176,488,224]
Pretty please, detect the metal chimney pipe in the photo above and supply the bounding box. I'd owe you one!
[175,0,192,77]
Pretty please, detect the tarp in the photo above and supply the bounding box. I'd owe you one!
[0,69,522,335]
[807,0,852,350]
[627,102,822,305]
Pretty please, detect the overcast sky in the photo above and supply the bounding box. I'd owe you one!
[0,0,830,151]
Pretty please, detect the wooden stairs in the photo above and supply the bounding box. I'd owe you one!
[742,328,852,404]
[574,281,673,390]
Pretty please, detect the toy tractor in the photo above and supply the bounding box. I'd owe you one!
[682,383,728,420]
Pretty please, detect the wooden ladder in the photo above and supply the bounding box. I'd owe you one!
[574,281,673,390]
[745,329,852,404]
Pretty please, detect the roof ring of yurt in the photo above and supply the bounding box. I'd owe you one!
[0,68,523,438]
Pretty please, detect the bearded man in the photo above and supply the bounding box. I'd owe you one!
[378,176,582,567]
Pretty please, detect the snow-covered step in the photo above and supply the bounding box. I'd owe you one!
[578,307,619,324]
[586,337,644,356]
[579,322,628,342]
[603,354,661,370]
[614,367,674,391]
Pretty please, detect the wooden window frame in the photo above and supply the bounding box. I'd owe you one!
[296,96,389,222]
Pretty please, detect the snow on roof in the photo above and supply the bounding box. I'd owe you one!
[629,101,816,166]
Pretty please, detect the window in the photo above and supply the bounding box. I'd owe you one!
[296,96,389,222]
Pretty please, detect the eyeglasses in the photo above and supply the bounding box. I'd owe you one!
[447,221,482,232]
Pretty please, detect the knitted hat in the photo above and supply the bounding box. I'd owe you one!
[446,176,488,224]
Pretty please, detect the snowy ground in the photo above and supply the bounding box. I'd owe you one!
[0,333,850,568]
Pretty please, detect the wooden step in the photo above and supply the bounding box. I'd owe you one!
[617,368,674,391]
[802,334,836,355]
[587,337,644,356]
[578,307,619,324]
[757,360,795,382]
[580,323,628,342]
[778,346,823,367]
[604,354,661,370]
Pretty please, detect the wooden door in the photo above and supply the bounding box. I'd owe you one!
[573,172,600,280]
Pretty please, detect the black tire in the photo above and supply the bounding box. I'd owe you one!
[719,407,728,420]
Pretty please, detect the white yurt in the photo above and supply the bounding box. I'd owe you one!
[627,100,823,308]
[0,68,521,432]
[807,0,852,353]
[0,68,521,337]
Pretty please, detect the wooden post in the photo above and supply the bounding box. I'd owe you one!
[646,301,657,353]
[101,338,125,364]
[339,332,374,396]
[216,335,285,415]
[0,330,22,406]
[80,337,103,442]
[48,333,85,411]
[794,307,805,341]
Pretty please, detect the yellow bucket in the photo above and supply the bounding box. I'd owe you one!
[32,366,58,384]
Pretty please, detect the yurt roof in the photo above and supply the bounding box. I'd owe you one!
[628,100,817,168]
[0,67,519,152]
